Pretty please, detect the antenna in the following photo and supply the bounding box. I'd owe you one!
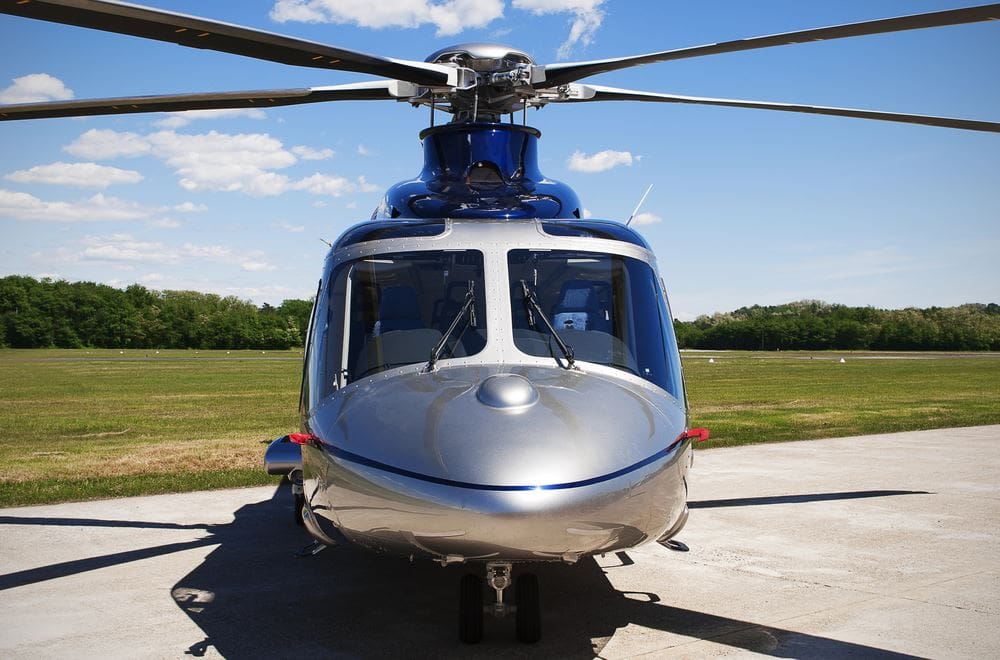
[625,184,653,227]
[319,237,332,247]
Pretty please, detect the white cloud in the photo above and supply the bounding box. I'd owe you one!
[241,260,277,272]
[292,145,335,160]
[272,221,305,233]
[65,129,152,159]
[0,73,73,104]
[78,234,172,263]
[293,173,352,196]
[513,0,605,59]
[68,129,297,194]
[148,218,182,229]
[345,201,359,209]
[61,128,378,199]
[293,173,378,196]
[270,0,504,36]
[153,108,267,128]
[786,246,920,282]
[567,149,633,172]
[50,234,245,267]
[172,202,207,213]
[181,243,232,259]
[312,200,328,208]
[631,211,661,226]
[582,207,593,218]
[5,162,143,188]
[356,144,371,156]
[355,175,378,193]
[146,130,296,196]
[0,189,151,222]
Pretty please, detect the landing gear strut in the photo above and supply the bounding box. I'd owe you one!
[289,469,304,527]
[459,562,540,644]
[486,562,513,618]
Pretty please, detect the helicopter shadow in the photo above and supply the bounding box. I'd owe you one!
[688,489,931,509]
[0,485,927,658]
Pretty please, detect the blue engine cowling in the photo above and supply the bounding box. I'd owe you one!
[376,123,582,220]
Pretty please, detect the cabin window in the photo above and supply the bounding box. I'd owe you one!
[322,250,487,393]
[507,249,683,400]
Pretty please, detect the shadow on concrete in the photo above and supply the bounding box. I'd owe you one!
[0,537,217,591]
[689,489,931,509]
[0,486,924,658]
[0,516,213,530]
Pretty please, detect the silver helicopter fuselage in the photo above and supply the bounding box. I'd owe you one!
[295,217,692,565]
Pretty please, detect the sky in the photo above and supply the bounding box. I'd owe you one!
[0,0,997,320]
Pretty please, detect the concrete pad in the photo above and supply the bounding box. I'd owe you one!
[1,426,999,658]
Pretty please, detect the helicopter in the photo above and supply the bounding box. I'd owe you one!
[2,0,999,646]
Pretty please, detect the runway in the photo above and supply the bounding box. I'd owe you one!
[1,426,998,658]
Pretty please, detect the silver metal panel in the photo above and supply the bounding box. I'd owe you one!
[302,438,690,562]
[311,364,683,486]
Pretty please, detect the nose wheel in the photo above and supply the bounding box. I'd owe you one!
[459,574,484,644]
[458,563,541,644]
[514,573,541,643]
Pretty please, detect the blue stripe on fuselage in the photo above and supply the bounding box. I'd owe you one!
[312,437,685,491]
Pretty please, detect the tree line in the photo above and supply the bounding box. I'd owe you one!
[2,276,998,351]
[0,276,312,350]
[673,300,1000,351]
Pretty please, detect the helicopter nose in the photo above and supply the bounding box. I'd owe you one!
[306,366,691,560]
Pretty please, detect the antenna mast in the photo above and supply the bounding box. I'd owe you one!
[625,184,653,227]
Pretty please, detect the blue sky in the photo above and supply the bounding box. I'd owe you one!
[0,0,997,319]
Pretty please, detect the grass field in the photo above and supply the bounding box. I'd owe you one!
[1,348,998,506]
[0,349,302,506]
[683,352,1000,446]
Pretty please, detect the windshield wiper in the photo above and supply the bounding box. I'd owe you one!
[520,280,575,368]
[427,280,477,372]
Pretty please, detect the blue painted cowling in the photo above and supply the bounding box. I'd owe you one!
[376,123,582,220]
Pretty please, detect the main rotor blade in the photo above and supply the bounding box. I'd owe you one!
[0,0,460,87]
[0,81,408,121]
[556,85,1000,133]
[540,4,1000,87]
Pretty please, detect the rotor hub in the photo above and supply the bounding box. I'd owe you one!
[422,43,539,121]
[426,43,534,70]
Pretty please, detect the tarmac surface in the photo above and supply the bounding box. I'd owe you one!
[1,425,998,658]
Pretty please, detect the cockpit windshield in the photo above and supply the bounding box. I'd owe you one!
[508,249,683,399]
[306,245,682,405]
[326,250,487,387]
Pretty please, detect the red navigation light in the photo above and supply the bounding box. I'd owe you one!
[289,432,319,446]
[684,428,710,443]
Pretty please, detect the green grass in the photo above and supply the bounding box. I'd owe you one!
[1,348,998,506]
[0,348,302,506]
[684,351,1000,447]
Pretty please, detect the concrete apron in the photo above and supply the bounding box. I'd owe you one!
[1,425,998,658]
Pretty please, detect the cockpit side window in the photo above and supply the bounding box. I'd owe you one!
[320,250,487,395]
[508,249,682,400]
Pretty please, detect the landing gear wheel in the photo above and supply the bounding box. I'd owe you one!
[459,574,484,644]
[293,493,305,526]
[515,573,541,643]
